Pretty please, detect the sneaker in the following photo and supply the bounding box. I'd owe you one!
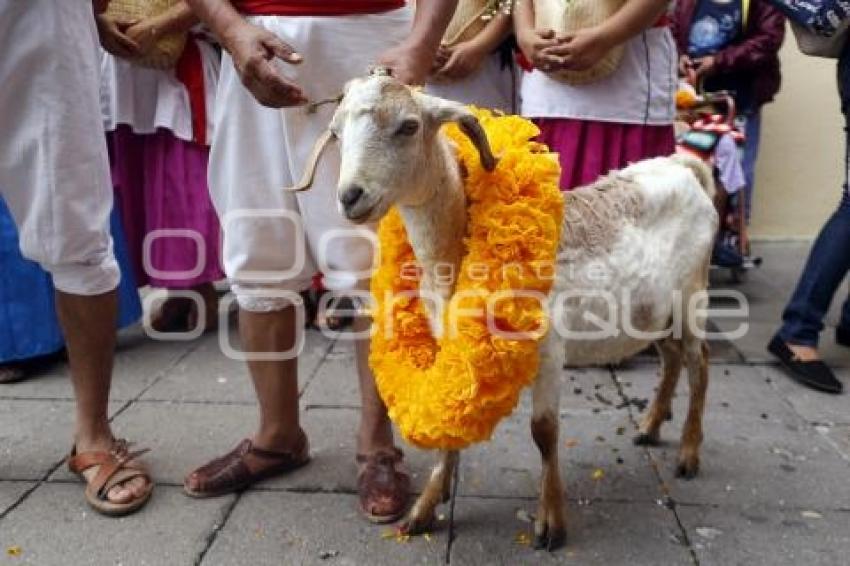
[767,335,843,394]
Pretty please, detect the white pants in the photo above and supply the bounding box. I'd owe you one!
[0,1,119,295]
[208,8,412,312]
[426,53,517,113]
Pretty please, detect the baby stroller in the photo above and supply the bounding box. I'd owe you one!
[675,81,762,282]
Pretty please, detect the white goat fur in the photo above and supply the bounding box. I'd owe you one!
[330,76,718,549]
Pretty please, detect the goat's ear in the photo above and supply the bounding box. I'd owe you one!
[414,92,498,172]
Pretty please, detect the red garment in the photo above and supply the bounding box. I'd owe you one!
[175,38,207,146]
[670,0,786,109]
[535,118,675,191]
[234,0,404,16]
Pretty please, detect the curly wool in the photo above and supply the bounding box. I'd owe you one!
[369,109,563,450]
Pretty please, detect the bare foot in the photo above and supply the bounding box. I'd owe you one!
[786,343,821,362]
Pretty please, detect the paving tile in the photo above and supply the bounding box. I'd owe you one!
[203,491,446,566]
[141,328,331,404]
[0,482,34,517]
[0,400,120,481]
[650,412,849,509]
[757,365,850,426]
[678,504,850,566]
[0,325,197,402]
[823,424,850,461]
[0,485,233,566]
[614,363,791,423]
[449,497,692,565]
[456,408,661,503]
[300,350,362,409]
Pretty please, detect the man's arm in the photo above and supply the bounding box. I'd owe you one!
[187,0,306,107]
[378,0,459,85]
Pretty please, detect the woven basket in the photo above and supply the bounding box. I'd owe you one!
[105,0,187,69]
[534,0,627,85]
[442,0,492,47]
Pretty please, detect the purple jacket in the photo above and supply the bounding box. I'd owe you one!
[671,0,787,110]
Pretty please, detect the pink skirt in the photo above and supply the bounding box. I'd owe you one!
[535,118,676,191]
[108,125,224,289]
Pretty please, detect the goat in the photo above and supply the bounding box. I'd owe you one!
[326,74,718,550]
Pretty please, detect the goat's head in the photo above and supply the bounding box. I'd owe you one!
[326,74,497,224]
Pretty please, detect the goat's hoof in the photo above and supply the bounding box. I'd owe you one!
[533,525,567,551]
[633,432,660,446]
[675,458,700,480]
[399,514,433,536]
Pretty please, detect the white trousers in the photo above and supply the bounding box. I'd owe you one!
[0,0,119,295]
[208,8,412,312]
[426,53,517,113]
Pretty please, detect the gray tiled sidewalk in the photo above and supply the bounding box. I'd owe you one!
[0,242,848,565]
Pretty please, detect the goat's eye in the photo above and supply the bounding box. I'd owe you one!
[396,119,420,136]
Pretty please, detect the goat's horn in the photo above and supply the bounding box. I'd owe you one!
[457,115,498,172]
[283,129,335,192]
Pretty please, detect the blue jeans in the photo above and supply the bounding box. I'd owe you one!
[778,117,850,347]
[740,111,761,222]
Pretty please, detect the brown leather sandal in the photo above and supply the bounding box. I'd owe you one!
[356,448,411,524]
[183,433,310,499]
[67,439,153,517]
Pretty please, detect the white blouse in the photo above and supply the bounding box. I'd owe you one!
[100,37,220,144]
[520,27,677,126]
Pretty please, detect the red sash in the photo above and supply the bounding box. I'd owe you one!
[234,0,405,16]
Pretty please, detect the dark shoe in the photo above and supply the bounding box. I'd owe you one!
[183,432,310,498]
[767,335,843,394]
[836,326,850,348]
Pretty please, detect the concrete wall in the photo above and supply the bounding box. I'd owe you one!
[749,27,844,240]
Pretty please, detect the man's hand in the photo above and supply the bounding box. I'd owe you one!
[692,56,716,81]
[377,40,434,85]
[516,28,563,71]
[96,13,141,59]
[223,21,307,108]
[433,40,488,81]
[542,26,614,72]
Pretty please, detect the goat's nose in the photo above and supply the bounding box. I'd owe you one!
[340,185,365,208]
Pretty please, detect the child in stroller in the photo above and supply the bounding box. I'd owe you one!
[676,81,762,279]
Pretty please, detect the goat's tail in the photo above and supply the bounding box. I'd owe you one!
[671,153,716,201]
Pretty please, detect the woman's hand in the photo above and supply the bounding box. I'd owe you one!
[678,54,694,77]
[96,13,141,59]
[222,21,307,108]
[433,40,488,81]
[125,18,164,56]
[516,28,563,71]
[542,26,614,72]
[692,55,716,80]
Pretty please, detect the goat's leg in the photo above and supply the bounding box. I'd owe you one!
[634,337,683,446]
[401,450,458,535]
[677,338,709,478]
[531,334,566,550]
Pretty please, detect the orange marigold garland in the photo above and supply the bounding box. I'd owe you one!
[369,109,563,450]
